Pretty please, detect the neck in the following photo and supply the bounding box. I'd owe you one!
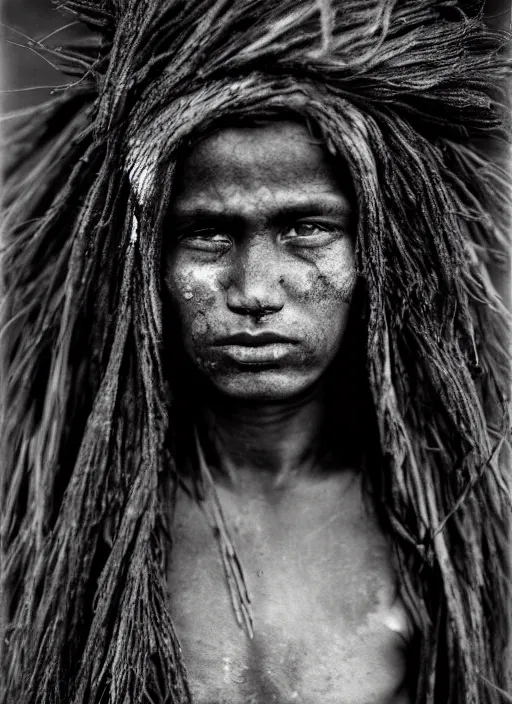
[197,381,329,485]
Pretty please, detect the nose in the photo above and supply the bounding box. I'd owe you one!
[226,239,285,317]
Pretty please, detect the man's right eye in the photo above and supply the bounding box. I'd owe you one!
[179,231,232,252]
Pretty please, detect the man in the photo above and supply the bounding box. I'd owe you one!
[162,118,413,704]
[1,1,510,703]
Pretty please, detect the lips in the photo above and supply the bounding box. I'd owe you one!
[213,331,298,364]
[213,331,298,347]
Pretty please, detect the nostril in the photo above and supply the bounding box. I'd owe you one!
[226,275,285,316]
[252,305,282,321]
[227,296,284,317]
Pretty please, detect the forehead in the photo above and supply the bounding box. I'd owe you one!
[170,120,353,216]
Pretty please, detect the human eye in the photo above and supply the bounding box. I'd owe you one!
[282,221,345,247]
[178,229,232,253]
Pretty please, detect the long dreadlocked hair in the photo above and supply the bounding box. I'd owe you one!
[1,0,511,702]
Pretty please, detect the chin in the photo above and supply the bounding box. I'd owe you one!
[209,368,319,402]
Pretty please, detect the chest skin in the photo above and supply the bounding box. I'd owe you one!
[166,470,413,704]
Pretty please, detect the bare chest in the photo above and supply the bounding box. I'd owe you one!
[166,472,413,704]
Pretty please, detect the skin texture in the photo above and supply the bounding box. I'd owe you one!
[163,121,412,703]
[168,471,412,704]
[164,120,357,402]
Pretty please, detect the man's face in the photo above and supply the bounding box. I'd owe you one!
[164,120,357,401]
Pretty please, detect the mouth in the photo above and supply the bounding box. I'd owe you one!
[213,331,298,365]
[214,331,298,347]
[219,343,294,364]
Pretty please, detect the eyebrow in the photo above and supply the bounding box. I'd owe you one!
[169,195,353,228]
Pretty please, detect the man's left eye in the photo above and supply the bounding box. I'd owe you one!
[283,223,341,246]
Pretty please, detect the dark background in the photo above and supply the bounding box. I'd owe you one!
[1,0,88,111]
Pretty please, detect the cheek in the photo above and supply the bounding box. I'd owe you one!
[164,260,220,347]
[294,246,357,347]
[288,251,357,373]
[315,240,357,305]
[312,262,357,311]
[308,274,357,362]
